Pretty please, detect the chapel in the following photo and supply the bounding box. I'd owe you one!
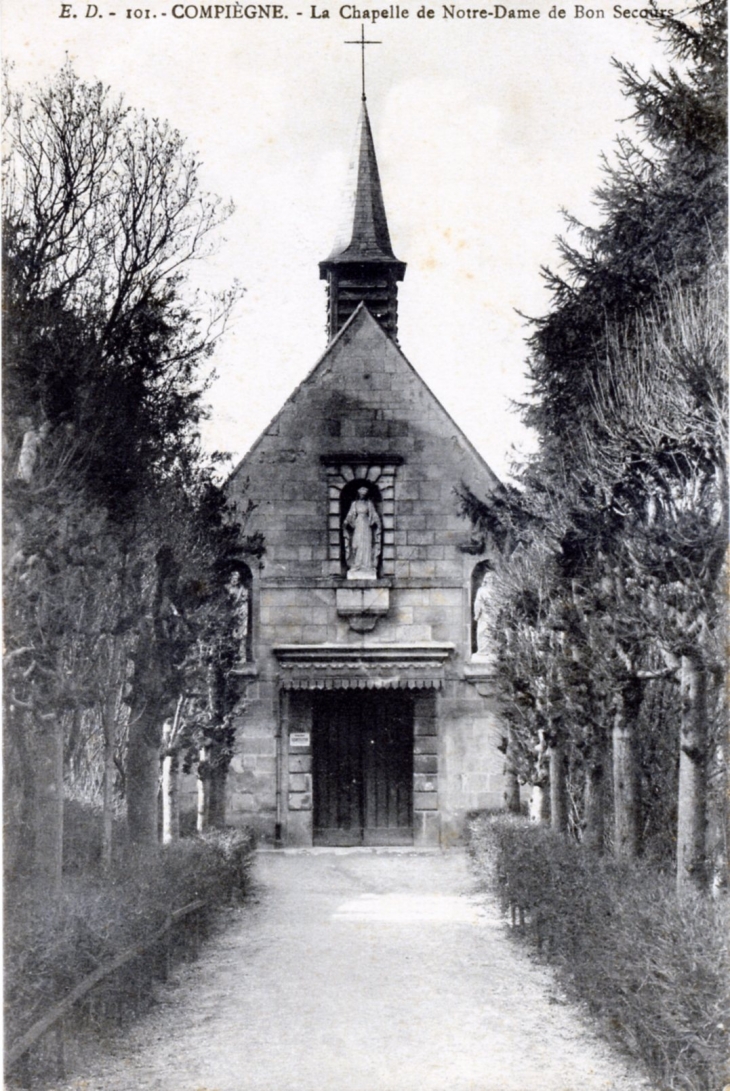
[224,92,505,846]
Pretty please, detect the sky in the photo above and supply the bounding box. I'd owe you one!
[3,2,675,483]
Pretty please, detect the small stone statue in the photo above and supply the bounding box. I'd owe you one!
[343,486,382,580]
[16,421,49,483]
[473,571,493,656]
[228,570,250,651]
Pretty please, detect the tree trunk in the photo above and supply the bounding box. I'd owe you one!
[529,728,550,824]
[31,716,64,887]
[126,705,161,845]
[676,654,707,891]
[101,643,125,871]
[161,748,180,844]
[612,681,641,859]
[161,698,185,844]
[503,767,521,814]
[582,751,605,853]
[126,553,181,847]
[529,783,550,824]
[4,707,32,882]
[102,723,116,871]
[548,739,568,834]
[197,747,210,833]
[705,706,728,897]
[208,766,227,828]
[502,730,521,814]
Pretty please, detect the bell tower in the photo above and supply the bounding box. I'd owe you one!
[319,53,406,341]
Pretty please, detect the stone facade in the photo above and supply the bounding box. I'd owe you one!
[224,305,505,846]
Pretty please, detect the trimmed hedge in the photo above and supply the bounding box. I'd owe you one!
[467,814,729,1091]
[5,818,256,1051]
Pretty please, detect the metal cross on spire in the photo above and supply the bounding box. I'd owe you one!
[345,24,382,102]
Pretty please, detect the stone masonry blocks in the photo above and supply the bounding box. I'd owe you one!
[244,738,277,757]
[414,716,438,736]
[289,773,312,794]
[414,774,437,793]
[286,812,313,847]
[414,811,441,847]
[415,753,438,774]
[225,308,504,844]
[414,791,438,811]
[288,793,312,811]
[414,735,439,755]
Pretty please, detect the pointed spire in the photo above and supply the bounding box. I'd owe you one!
[319,101,406,342]
[325,101,401,266]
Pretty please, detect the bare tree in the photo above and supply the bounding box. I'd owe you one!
[3,63,245,878]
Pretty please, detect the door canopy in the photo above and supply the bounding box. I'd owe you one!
[273,642,453,691]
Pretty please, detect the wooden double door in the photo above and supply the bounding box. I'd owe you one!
[312,692,414,846]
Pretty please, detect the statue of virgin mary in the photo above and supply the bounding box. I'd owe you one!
[343,487,382,580]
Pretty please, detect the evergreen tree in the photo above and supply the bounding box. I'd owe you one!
[461,0,727,885]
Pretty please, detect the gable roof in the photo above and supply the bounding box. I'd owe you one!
[229,304,500,494]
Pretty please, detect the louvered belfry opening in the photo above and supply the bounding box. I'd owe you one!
[324,263,402,339]
[319,100,406,341]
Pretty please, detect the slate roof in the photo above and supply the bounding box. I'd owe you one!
[321,101,405,274]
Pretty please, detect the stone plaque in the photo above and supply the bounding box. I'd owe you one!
[290,732,310,749]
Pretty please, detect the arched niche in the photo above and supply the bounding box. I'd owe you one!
[322,459,401,578]
[229,562,253,662]
[471,559,494,655]
[339,479,384,578]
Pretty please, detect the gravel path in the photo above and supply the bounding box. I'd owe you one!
[57,848,652,1091]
